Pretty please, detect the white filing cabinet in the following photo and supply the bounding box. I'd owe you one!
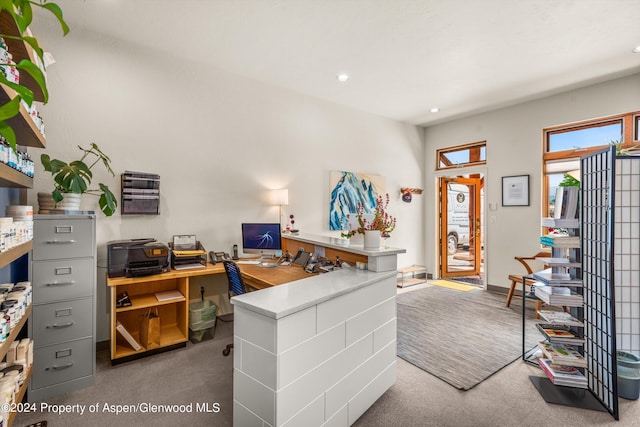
[29,214,96,402]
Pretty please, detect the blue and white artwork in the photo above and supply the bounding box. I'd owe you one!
[329,171,385,231]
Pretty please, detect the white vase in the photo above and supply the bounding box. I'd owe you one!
[363,230,382,250]
[37,192,81,213]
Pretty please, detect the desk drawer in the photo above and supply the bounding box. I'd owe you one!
[32,259,94,304]
[33,299,93,346]
[33,218,95,261]
[31,338,93,389]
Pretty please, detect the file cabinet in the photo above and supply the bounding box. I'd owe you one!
[29,214,96,402]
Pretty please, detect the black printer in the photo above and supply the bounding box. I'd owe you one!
[107,238,171,278]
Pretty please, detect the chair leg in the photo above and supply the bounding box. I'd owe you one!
[506,279,517,307]
[222,343,233,356]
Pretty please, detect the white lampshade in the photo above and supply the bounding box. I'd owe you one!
[271,189,289,206]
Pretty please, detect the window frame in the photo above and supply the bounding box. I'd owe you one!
[542,111,639,218]
[436,140,486,171]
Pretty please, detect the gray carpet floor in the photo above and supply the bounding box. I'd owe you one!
[14,293,640,427]
[397,286,540,390]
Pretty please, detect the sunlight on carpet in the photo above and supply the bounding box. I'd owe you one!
[430,279,477,292]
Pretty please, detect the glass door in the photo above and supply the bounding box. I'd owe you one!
[440,176,482,278]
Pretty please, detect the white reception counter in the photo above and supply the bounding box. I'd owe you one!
[232,235,401,426]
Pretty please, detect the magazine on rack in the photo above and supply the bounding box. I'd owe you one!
[538,358,587,388]
[538,340,587,368]
[537,310,583,327]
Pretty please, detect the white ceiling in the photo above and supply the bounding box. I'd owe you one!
[44,0,640,126]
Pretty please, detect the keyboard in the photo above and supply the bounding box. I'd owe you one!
[259,262,278,268]
[236,260,261,265]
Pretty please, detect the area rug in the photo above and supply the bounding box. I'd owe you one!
[396,285,539,390]
[430,279,477,292]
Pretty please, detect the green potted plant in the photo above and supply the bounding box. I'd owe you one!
[341,193,396,249]
[40,143,118,216]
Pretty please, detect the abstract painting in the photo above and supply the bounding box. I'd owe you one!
[329,171,385,230]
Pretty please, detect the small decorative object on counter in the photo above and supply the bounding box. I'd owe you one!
[289,214,299,234]
[341,193,396,240]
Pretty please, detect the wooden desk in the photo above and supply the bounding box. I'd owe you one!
[106,262,310,363]
[106,263,225,363]
[239,263,315,289]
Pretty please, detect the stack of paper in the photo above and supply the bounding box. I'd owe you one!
[538,340,587,368]
[534,285,583,306]
[540,234,580,247]
[537,310,583,327]
[538,358,587,388]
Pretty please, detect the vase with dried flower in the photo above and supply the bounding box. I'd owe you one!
[341,193,396,249]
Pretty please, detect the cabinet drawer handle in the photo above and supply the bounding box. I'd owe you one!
[47,362,74,370]
[47,321,74,328]
[45,240,76,244]
[45,281,76,286]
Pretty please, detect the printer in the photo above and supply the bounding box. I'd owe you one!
[107,238,171,278]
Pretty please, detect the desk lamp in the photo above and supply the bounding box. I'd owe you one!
[271,189,289,230]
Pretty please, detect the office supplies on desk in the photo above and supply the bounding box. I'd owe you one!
[259,262,278,268]
[116,320,142,351]
[169,236,207,269]
[155,290,184,302]
[116,291,132,308]
[210,251,231,264]
[107,238,170,278]
[292,249,311,267]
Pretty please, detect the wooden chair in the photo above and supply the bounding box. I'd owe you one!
[506,251,551,317]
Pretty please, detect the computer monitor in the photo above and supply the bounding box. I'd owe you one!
[241,223,282,257]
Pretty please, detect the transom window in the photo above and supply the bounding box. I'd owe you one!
[543,112,639,218]
[436,141,486,170]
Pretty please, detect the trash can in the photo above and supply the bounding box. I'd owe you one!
[617,351,640,400]
[189,300,217,344]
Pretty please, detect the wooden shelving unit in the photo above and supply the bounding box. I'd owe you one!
[0,84,46,149]
[0,8,47,425]
[0,10,46,102]
[106,264,225,363]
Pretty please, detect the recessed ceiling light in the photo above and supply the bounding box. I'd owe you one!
[633,46,640,53]
[336,73,350,82]
[430,107,440,113]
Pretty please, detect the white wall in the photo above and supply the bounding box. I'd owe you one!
[29,22,425,342]
[424,72,640,290]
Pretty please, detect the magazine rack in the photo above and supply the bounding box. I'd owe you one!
[522,147,624,419]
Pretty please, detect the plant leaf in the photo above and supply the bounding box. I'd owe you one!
[16,59,48,102]
[19,34,45,68]
[40,2,69,35]
[52,189,63,203]
[98,183,117,216]
[0,70,36,106]
[17,0,32,29]
[0,121,16,151]
[0,96,20,121]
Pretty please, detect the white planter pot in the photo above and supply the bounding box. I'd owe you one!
[363,230,382,250]
[37,192,81,213]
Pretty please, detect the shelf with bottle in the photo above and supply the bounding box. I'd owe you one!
[0,10,47,102]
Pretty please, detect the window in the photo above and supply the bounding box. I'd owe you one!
[436,141,486,170]
[543,112,638,218]
[547,122,622,153]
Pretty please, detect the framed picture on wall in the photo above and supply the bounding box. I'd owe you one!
[502,175,530,206]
